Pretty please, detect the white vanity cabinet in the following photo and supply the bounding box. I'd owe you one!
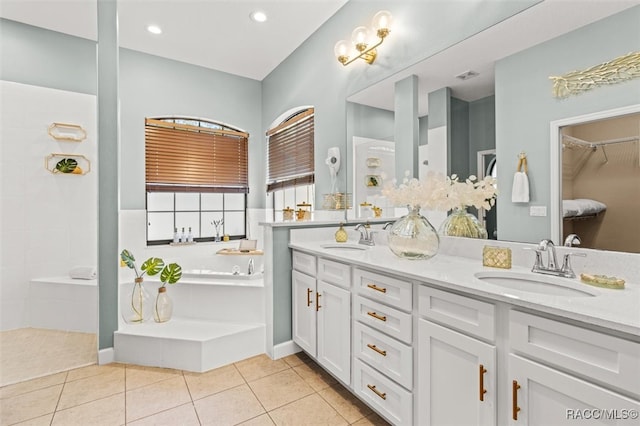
[291,251,351,385]
[417,286,498,426]
[352,268,414,425]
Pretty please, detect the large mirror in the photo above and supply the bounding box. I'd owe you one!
[344,2,640,251]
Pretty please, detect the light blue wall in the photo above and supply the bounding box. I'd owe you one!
[469,95,496,176]
[450,97,470,178]
[495,6,640,243]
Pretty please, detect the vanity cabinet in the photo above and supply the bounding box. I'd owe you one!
[417,286,497,426]
[291,251,351,385]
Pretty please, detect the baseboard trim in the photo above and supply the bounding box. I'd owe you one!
[271,340,301,359]
[98,347,115,365]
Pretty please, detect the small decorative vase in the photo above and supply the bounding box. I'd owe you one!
[439,207,488,239]
[123,277,152,324]
[154,286,173,323]
[387,205,440,260]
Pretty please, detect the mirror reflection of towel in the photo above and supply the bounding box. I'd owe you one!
[69,266,97,280]
[511,155,530,203]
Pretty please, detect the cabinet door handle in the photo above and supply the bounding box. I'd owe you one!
[367,283,387,293]
[306,288,313,307]
[367,311,387,322]
[512,380,521,421]
[367,384,387,400]
[479,364,487,401]
[367,343,387,356]
[316,292,322,311]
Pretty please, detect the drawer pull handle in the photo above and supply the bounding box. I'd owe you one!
[367,384,387,400]
[306,288,313,307]
[479,364,487,401]
[512,380,521,421]
[367,311,387,322]
[367,284,387,293]
[316,292,322,311]
[367,343,387,357]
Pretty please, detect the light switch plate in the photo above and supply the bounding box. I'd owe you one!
[529,206,547,217]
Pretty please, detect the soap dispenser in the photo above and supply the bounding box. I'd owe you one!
[173,228,179,243]
[335,223,348,243]
[187,227,193,243]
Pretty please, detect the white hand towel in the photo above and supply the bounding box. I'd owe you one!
[511,155,530,203]
[69,266,97,280]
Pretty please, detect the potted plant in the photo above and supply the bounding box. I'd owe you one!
[153,262,182,323]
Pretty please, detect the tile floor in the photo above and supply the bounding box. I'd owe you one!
[0,328,97,386]
[0,352,391,425]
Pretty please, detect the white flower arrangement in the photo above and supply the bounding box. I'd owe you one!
[382,171,497,212]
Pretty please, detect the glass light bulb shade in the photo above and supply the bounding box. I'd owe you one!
[372,10,393,32]
[334,40,350,58]
[351,26,370,46]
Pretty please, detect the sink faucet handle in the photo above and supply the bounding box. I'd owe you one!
[523,247,544,271]
[560,252,586,278]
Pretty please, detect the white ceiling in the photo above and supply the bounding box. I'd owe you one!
[0,0,348,81]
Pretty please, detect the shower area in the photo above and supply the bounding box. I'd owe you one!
[0,81,98,385]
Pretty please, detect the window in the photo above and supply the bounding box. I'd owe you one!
[145,117,248,244]
[266,107,315,220]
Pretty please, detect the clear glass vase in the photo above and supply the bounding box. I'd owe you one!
[122,277,152,324]
[439,207,488,239]
[387,205,440,260]
[154,286,173,323]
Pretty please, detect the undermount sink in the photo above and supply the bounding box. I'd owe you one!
[320,243,369,251]
[474,271,599,297]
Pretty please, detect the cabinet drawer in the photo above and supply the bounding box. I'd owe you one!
[418,285,495,342]
[354,322,412,390]
[318,258,350,289]
[354,295,412,344]
[353,359,412,426]
[510,310,640,398]
[354,268,412,312]
[292,251,316,276]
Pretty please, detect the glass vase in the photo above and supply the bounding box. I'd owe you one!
[154,286,173,323]
[387,205,440,260]
[122,277,152,324]
[439,207,488,239]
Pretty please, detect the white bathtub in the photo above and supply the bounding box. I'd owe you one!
[29,277,98,333]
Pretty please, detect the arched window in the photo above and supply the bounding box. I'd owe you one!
[145,117,248,244]
[266,107,314,220]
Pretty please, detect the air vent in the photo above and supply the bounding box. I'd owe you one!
[455,70,479,81]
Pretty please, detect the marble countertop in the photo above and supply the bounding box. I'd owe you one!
[289,238,640,338]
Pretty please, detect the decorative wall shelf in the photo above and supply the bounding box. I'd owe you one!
[45,153,91,175]
[216,248,264,256]
[48,122,87,142]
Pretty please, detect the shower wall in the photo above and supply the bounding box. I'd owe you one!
[0,80,97,331]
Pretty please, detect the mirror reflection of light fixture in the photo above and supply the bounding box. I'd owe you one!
[334,10,392,66]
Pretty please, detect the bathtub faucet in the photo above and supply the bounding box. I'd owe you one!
[247,258,255,275]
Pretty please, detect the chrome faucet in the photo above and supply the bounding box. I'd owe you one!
[530,239,586,279]
[247,258,254,275]
[564,234,581,247]
[382,222,394,230]
[355,222,376,246]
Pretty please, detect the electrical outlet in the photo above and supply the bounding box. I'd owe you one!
[529,206,547,217]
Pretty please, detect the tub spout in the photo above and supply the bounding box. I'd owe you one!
[248,258,254,275]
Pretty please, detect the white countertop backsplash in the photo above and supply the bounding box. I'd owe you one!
[289,225,640,337]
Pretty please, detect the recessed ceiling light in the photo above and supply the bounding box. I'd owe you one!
[455,70,479,80]
[147,25,162,35]
[250,11,267,23]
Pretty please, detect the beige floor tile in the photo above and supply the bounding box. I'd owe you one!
[235,354,289,382]
[318,384,372,424]
[0,384,63,425]
[11,413,54,426]
[248,369,314,411]
[195,383,266,426]
[65,362,124,382]
[184,363,245,400]
[127,402,200,426]
[57,367,125,410]
[293,361,338,392]
[238,413,276,425]
[350,412,391,426]
[126,375,192,422]
[269,393,348,426]
[125,364,182,391]
[281,352,311,368]
[0,372,67,399]
[51,393,125,426]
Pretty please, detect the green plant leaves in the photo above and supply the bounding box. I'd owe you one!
[55,158,78,173]
[160,263,182,285]
[141,257,165,276]
[120,249,136,270]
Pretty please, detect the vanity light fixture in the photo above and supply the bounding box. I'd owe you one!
[334,10,392,66]
[147,25,162,35]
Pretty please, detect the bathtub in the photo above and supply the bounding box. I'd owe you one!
[28,277,98,333]
[181,269,262,281]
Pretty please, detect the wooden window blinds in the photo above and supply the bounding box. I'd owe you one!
[266,108,314,192]
[145,118,249,193]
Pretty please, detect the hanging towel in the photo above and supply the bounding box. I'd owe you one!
[69,266,97,280]
[511,154,530,203]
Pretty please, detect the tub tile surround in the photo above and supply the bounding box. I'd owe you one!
[288,225,640,336]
